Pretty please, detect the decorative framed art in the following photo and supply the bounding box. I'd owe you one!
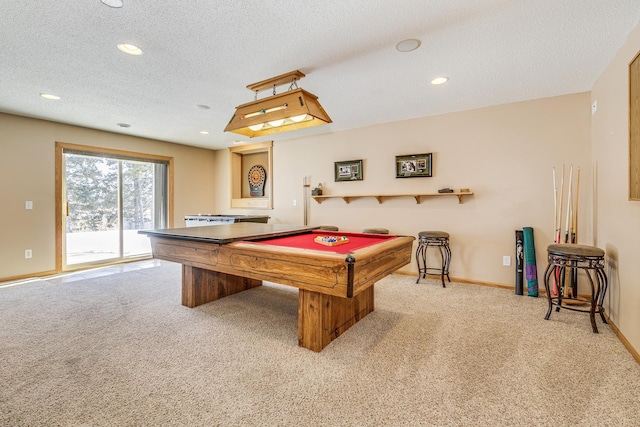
[395,153,432,178]
[334,159,363,182]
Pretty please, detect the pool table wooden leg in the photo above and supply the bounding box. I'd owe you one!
[182,265,262,308]
[298,286,375,352]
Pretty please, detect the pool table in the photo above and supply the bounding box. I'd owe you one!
[141,223,414,351]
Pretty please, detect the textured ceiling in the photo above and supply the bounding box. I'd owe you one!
[1,1,639,150]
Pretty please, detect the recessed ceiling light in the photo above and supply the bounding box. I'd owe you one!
[196,104,211,110]
[117,123,131,128]
[395,39,421,52]
[200,131,209,135]
[117,43,143,55]
[431,77,449,85]
[40,93,61,100]
[232,141,244,145]
[101,0,123,7]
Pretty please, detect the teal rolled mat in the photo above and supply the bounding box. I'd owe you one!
[522,227,538,297]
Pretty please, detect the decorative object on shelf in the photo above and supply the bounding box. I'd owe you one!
[395,153,432,178]
[334,159,363,182]
[224,70,332,138]
[438,187,454,193]
[314,235,349,246]
[248,164,267,197]
[311,183,323,196]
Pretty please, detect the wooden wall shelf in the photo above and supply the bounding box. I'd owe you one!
[311,191,474,205]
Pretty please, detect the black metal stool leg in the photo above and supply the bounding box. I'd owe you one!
[543,262,555,321]
[416,241,426,283]
[444,242,451,283]
[585,270,598,333]
[596,268,608,324]
[556,266,566,312]
[437,245,446,288]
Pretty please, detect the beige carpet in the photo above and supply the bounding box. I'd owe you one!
[1,261,639,426]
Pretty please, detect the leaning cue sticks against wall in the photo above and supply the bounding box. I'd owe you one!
[551,164,581,298]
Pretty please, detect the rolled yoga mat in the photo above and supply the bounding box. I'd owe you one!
[522,227,538,297]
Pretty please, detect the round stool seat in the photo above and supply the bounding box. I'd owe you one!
[548,243,604,258]
[418,231,449,240]
[362,228,389,234]
[318,225,339,231]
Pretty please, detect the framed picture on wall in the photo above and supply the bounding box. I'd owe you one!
[334,159,363,181]
[395,153,432,178]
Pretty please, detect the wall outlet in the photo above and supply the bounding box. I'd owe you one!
[503,255,511,266]
[25,249,32,259]
[25,200,33,210]
[292,199,297,206]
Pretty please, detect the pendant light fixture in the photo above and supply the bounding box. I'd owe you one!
[224,70,332,138]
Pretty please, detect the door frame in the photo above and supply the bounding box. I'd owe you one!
[55,141,174,273]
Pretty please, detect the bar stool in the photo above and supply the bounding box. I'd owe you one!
[416,231,451,287]
[362,228,389,234]
[543,243,608,333]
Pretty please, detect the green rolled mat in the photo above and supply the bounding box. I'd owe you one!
[523,227,538,297]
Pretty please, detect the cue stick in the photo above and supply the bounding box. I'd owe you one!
[557,164,565,244]
[553,167,560,244]
[572,167,580,244]
[553,167,558,239]
[550,167,558,297]
[563,165,573,297]
[570,166,581,297]
[553,165,565,296]
[564,165,573,245]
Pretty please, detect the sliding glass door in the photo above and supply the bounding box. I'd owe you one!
[122,160,167,259]
[62,149,168,269]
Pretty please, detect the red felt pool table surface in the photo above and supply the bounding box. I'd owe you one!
[251,230,393,254]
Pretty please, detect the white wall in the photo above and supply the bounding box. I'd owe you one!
[214,92,592,286]
[0,113,217,279]
[591,22,640,355]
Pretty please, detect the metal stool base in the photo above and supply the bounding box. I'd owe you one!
[416,234,451,288]
[543,244,608,333]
